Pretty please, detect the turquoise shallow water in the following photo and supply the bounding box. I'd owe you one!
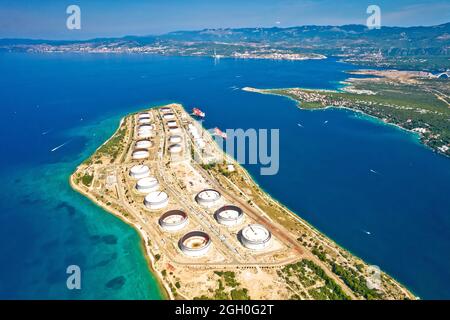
[0,53,449,299]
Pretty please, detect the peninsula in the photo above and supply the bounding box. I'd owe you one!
[71,103,415,300]
[244,69,450,156]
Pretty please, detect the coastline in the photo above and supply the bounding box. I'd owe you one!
[69,103,416,300]
[242,86,449,158]
[69,172,171,300]
[216,143,416,299]
[69,114,171,300]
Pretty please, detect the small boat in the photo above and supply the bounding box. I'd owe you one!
[214,127,227,139]
[192,108,205,118]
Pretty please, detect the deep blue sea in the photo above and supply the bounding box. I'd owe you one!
[0,53,449,299]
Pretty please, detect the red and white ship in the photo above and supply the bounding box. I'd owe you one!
[214,127,227,139]
[192,108,205,118]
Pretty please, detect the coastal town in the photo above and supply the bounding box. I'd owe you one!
[244,69,450,156]
[71,104,415,300]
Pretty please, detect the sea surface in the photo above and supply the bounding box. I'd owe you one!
[0,53,449,299]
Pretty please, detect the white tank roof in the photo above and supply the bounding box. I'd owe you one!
[137,177,158,188]
[163,114,175,120]
[139,118,151,124]
[132,150,149,159]
[136,177,159,193]
[169,135,182,144]
[196,189,221,207]
[169,127,181,134]
[145,191,169,209]
[130,165,150,179]
[169,144,182,154]
[240,224,272,250]
[160,107,172,113]
[135,140,152,149]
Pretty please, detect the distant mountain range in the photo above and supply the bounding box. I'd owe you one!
[1,23,449,70]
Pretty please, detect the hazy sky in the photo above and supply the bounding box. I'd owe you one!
[1,0,449,39]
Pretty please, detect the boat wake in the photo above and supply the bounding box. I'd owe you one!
[50,140,71,152]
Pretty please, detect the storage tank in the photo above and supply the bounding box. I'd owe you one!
[168,144,182,154]
[159,210,189,232]
[239,224,272,250]
[136,177,159,194]
[132,149,150,160]
[195,189,221,208]
[214,205,244,227]
[163,113,176,120]
[135,140,153,149]
[179,231,212,257]
[129,165,150,179]
[144,191,169,210]
[169,135,182,144]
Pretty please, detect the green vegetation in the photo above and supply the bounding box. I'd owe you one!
[96,125,127,162]
[266,76,450,156]
[230,288,250,300]
[214,271,240,287]
[194,271,250,300]
[331,263,381,300]
[279,259,350,300]
[81,173,94,187]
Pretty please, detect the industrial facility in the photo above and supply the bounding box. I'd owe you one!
[132,149,150,160]
[178,231,212,257]
[195,189,221,208]
[214,205,244,226]
[144,191,169,210]
[169,135,182,144]
[239,224,272,250]
[136,177,159,194]
[135,139,153,149]
[159,210,189,232]
[168,143,182,154]
[129,165,150,179]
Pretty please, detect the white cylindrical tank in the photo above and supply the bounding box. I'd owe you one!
[214,205,244,227]
[169,144,182,154]
[159,210,189,232]
[179,231,212,257]
[169,135,182,144]
[139,118,151,124]
[138,113,151,119]
[129,165,150,179]
[139,124,153,131]
[167,120,177,127]
[163,113,176,120]
[239,224,272,250]
[132,150,149,160]
[135,140,153,149]
[138,131,152,139]
[144,191,169,210]
[195,189,221,208]
[160,107,172,113]
[169,127,181,134]
[136,177,159,194]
